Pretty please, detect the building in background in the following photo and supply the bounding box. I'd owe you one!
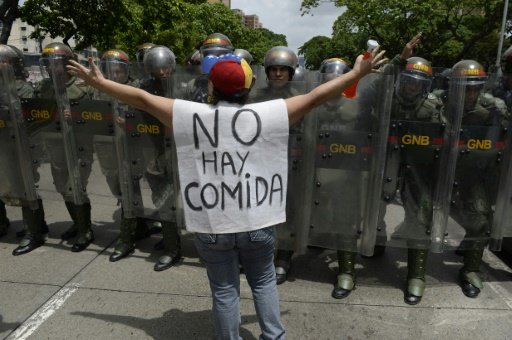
[232,9,263,29]
[207,0,231,6]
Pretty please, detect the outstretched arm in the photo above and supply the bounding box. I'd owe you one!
[285,48,386,125]
[67,58,174,128]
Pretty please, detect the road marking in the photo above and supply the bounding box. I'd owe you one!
[487,281,512,310]
[6,283,80,340]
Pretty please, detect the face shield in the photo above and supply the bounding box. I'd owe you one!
[395,72,432,105]
[100,60,129,84]
[39,55,69,80]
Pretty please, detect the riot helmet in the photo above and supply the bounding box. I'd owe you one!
[264,46,298,81]
[100,49,130,84]
[395,56,433,106]
[318,58,351,83]
[501,46,512,75]
[186,50,201,65]
[199,33,234,58]
[292,66,306,81]
[450,59,487,110]
[0,44,27,79]
[40,42,75,79]
[143,45,176,79]
[135,42,156,63]
[233,49,253,65]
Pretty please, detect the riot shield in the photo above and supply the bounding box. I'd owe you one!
[432,73,510,252]
[0,63,39,209]
[119,73,180,223]
[248,79,313,254]
[358,71,396,256]
[38,58,90,204]
[307,75,377,252]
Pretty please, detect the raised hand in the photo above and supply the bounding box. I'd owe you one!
[66,57,105,87]
[401,32,422,59]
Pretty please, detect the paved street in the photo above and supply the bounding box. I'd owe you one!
[0,161,511,340]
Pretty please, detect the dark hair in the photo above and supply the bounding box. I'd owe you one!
[209,87,251,105]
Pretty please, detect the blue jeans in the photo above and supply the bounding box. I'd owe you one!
[194,226,285,340]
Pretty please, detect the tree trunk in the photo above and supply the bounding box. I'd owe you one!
[0,0,20,44]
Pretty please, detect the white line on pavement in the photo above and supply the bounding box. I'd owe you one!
[6,283,80,340]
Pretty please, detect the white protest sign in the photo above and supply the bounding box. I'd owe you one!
[173,99,289,234]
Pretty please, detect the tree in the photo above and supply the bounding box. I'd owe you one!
[20,0,133,49]
[299,36,338,69]
[18,0,287,65]
[300,0,511,68]
[0,0,20,44]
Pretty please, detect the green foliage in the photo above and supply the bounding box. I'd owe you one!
[300,0,511,69]
[18,0,286,65]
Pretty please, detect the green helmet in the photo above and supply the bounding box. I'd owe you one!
[100,49,130,84]
[395,57,433,105]
[200,33,234,58]
[40,42,75,78]
[450,59,487,85]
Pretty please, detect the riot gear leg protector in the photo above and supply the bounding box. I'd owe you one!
[0,201,9,237]
[13,201,45,255]
[332,250,356,299]
[459,241,486,298]
[61,201,78,240]
[110,217,138,262]
[404,248,428,305]
[275,249,293,285]
[154,221,182,271]
[71,203,94,252]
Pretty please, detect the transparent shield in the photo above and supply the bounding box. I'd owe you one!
[358,71,396,256]
[249,80,312,253]
[0,63,39,209]
[432,73,509,252]
[307,82,375,252]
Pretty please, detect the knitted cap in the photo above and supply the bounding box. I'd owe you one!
[209,58,253,97]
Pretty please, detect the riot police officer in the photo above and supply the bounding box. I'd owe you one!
[90,49,149,262]
[138,45,182,271]
[185,33,234,103]
[308,58,367,299]
[133,42,156,80]
[0,44,47,248]
[31,42,95,253]
[359,33,449,304]
[492,45,512,111]
[250,46,301,284]
[441,60,508,298]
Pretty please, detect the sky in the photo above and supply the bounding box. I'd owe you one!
[230,0,342,56]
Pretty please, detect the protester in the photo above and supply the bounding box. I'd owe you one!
[67,47,385,340]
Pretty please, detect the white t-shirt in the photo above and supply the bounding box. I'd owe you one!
[173,99,289,234]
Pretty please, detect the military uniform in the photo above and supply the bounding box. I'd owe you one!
[34,73,96,252]
[439,88,508,297]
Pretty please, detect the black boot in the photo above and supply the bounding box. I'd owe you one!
[61,201,78,240]
[16,200,48,238]
[71,203,94,252]
[275,249,293,285]
[332,250,356,299]
[154,221,182,272]
[404,248,428,305]
[110,217,137,262]
[459,246,485,298]
[13,205,45,256]
[0,200,9,238]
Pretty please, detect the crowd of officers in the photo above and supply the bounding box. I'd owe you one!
[0,32,511,306]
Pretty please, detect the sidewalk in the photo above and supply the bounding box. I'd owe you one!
[0,163,511,339]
